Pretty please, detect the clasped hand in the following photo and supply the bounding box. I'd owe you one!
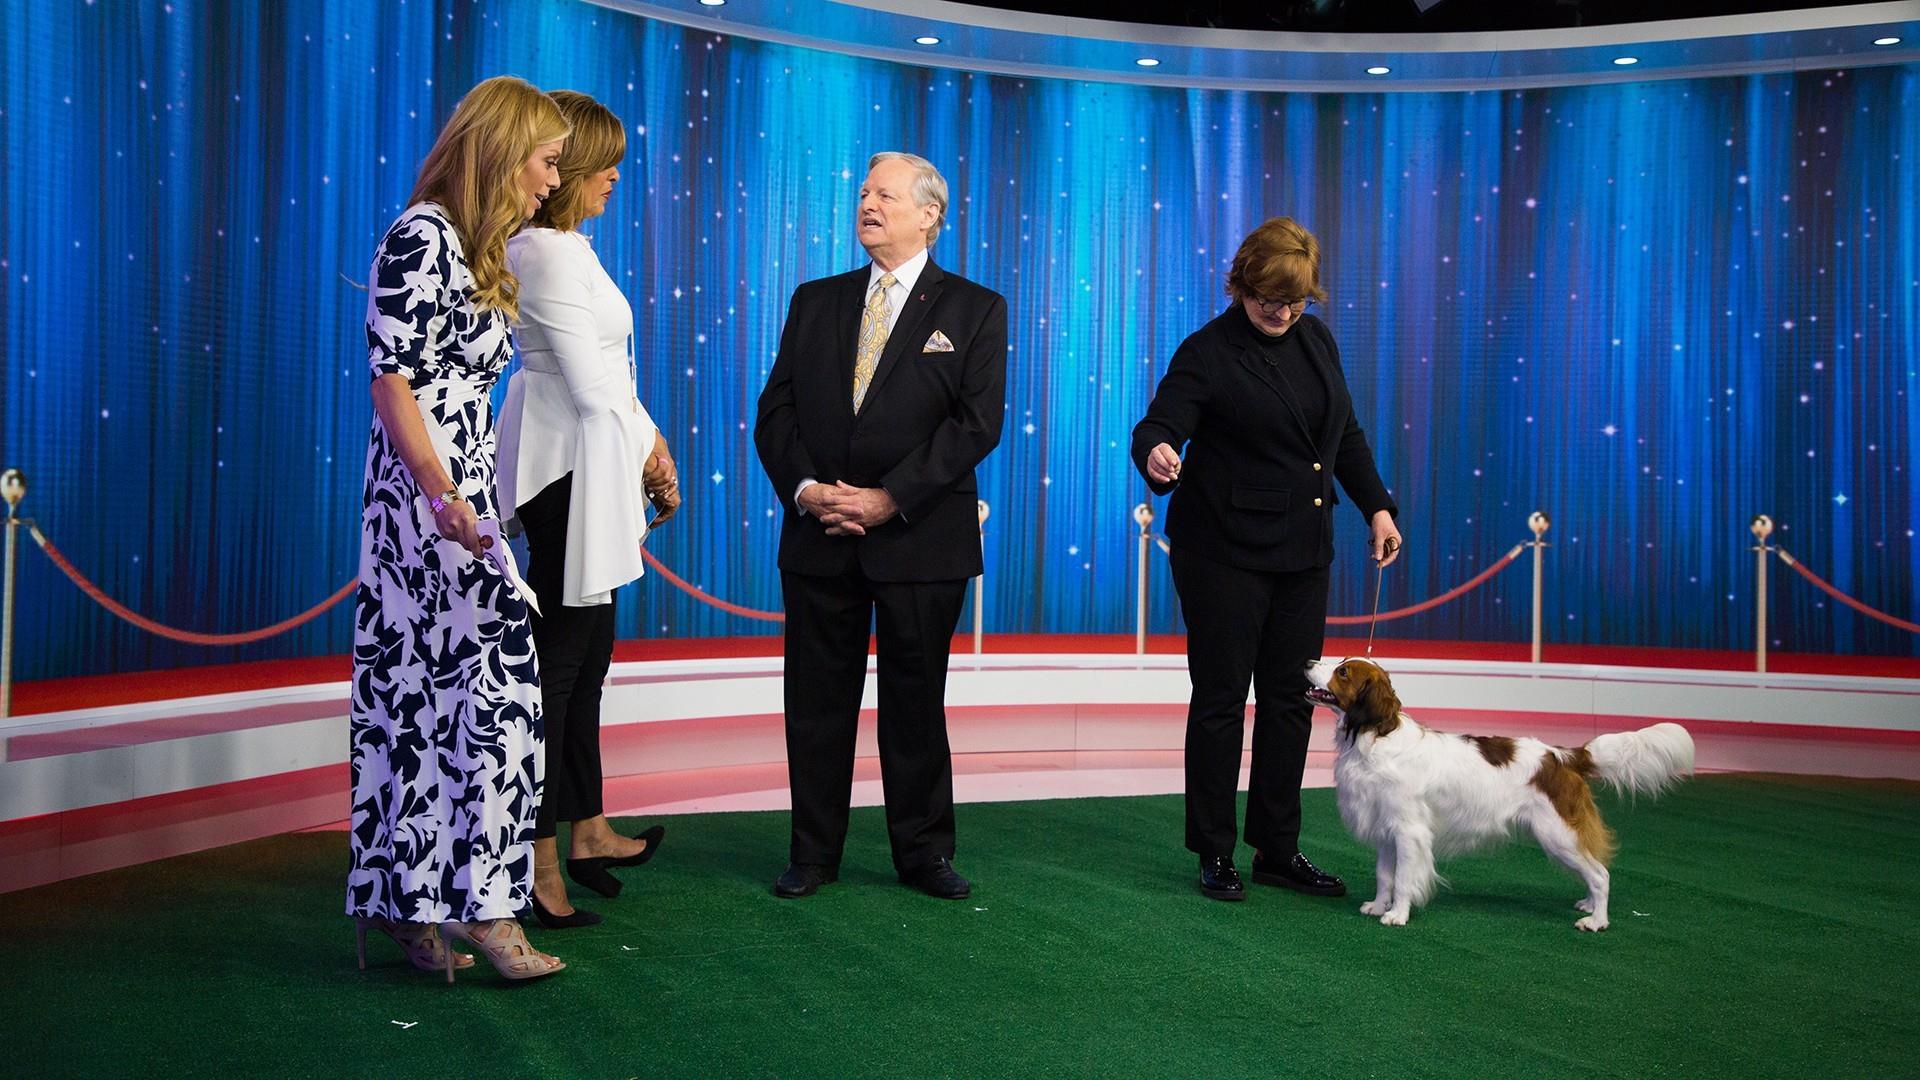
[801,481,897,537]
[644,449,681,526]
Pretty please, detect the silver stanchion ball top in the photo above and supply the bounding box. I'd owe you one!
[0,468,23,510]
[1133,502,1154,529]
[977,499,990,525]
[1527,510,1550,537]
[1750,514,1774,540]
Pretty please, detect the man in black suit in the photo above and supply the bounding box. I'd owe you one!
[754,152,1007,900]
[1131,217,1401,903]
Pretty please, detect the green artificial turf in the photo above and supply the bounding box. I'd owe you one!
[7,774,1917,1078]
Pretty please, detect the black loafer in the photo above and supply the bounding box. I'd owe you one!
[1199,855,1245,901]
[901,856,971,900]
[774,862,838,899]
[1251,851,1347,897]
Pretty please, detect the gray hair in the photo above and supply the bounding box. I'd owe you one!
[867,151,948,247]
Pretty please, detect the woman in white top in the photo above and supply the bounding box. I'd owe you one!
[496,90,681,928]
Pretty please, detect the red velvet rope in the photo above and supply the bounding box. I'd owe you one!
[639,547,785,622]
[1324,544,1526,624]
[1776,549,1920,634]
[21,514,1541,645]
[28,523,358,646]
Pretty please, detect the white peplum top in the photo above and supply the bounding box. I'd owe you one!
[496,227,659,607]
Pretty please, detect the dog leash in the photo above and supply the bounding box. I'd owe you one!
[1364,537,1399,658]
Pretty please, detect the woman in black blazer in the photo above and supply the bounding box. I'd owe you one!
[1131,216,1402,902]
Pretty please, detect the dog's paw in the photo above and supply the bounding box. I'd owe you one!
[1379,909,1410,927]
[1359,900,1389,916]
[1575,898,1595,913]
[1575,915,1609,932]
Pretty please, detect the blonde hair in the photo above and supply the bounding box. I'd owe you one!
[867,151,948,247]
[1226,216,1329,307]
[531,91,627,234]
[409,76,570,318]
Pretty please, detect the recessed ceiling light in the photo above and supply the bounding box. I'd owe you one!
[1873,36,1901,46]
[697,0,725,6]
[1366,66,1391,75]
[1135,57,1161,67]
[914,35,941,46]
[1612,56,1639,65]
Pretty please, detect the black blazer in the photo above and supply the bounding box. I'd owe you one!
[755,259,1008,582]
[1131,306,1396,573]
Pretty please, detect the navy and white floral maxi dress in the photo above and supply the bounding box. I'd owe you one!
[346,203,543,924]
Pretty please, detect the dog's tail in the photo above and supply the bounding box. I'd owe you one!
[1582,722,1695,798]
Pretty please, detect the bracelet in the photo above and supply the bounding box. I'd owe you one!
[428,488,464,514]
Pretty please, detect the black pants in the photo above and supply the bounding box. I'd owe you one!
[780,564,968,875]
[1170,547,1330,859]
[520,473,619,840]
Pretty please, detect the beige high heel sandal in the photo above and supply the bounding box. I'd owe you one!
[438,919,565,983]
[355,917,474,973]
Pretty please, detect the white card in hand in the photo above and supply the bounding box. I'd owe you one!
[476,519,541,616]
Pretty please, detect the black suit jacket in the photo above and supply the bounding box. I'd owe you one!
[1131,306,1396,573]
[755,259,1008,582]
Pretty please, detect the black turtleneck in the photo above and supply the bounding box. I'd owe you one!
[1249,317,1327,437]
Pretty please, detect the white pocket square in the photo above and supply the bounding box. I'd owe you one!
[923,330,955,353]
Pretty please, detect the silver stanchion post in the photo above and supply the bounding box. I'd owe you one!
[2,468,25,718]
[974,500,989,656]
[1134,503,1154,656]
[1527,511,1550,664]
[1751,514,1774,674]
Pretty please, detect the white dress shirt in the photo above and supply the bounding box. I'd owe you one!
[496,227,658,607]
[865,246,928,337]
[794,247,930,512]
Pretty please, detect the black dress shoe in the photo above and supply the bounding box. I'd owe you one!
[1251,850,1347,897]
[901,856,971,900]
[773,862,838,899]
[567,825,668,899]
[524,892,603,929]
[1199,855,1245,901]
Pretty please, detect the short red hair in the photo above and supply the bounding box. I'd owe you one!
[1226,216,1328,306]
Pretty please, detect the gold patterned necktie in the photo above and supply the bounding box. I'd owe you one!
[851,272,896,413]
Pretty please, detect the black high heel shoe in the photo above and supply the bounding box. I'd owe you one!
[524,891,603,930]
[567,824,667,898]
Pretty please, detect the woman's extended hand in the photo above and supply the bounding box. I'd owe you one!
[1369,509,1403,568]
[1146,442,1183,485]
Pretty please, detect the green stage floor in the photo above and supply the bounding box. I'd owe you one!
[8,775,1917,1078]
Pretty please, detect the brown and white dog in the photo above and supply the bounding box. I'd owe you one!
[1305,658,1694,931]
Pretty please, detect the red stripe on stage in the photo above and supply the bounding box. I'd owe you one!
[0,764,346,894]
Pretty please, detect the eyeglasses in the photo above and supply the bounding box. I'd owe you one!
[1252,295,1314,315]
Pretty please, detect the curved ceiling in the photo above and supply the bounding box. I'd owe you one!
[587,0,1920,90]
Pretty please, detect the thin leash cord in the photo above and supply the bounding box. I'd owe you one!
[1364,537,1398,658]
[1365,560,1384,657]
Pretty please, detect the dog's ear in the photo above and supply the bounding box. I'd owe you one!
[1348,668,1402,729]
